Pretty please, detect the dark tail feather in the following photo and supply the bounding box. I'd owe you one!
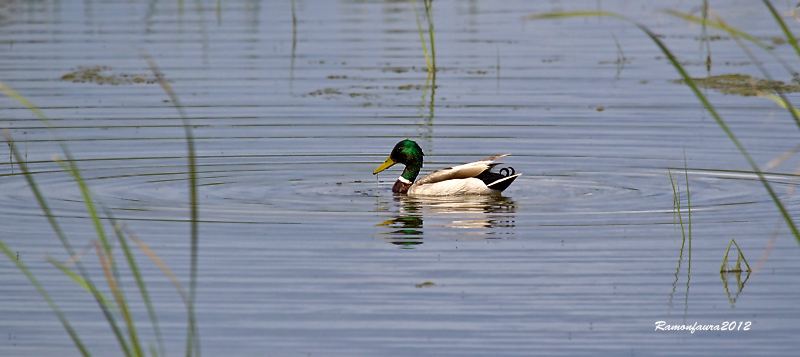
[486,174,521,192]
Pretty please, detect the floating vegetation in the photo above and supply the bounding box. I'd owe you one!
[61,66,158,85]
[670,74,800,96]
[397,84,437,91]
[307,88,342,96]
[305,84,439,99]
[415,281,435,288]
[382,66,411,73]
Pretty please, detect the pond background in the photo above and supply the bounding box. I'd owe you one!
[2,0,800,355]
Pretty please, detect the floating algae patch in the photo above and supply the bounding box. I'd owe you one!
[61,66,158,85]
[670,74,800,96]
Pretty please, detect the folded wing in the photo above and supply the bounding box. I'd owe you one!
[414,154,509,185]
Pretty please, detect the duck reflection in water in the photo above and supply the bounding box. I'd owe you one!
[377,195,517,247]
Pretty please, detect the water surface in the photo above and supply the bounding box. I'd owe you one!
[2,0,800,355]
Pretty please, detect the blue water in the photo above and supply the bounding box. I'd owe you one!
[2,0,800,355]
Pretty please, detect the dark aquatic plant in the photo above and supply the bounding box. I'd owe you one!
[670,74,800,96]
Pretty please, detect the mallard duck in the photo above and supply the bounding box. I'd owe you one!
[373,139,521,196]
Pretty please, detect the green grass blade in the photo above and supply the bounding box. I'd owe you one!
[701,0,711,72]
[411,0,432,72]
[150,341,158,357]
[53,157,130,322]
[0,83,79,162]
[45,256,114,309]
[2,81,113,258]
[0,83,50,124]
[762,0,800,60]
[0,240,92,357]
[46,250,133,355]
[52,157,112,258]
[524,10,626,22]
[730,239,752,272]
[663,9,800,89]
[94,241,143,357]
[125,228,189,304]
[664,9,800,130]
[3,130,76,262]
[17,87,142,356]
[424,0,435,72]
[683,152,691,239]
[1,87,132,357]
[108,213,167,357]
[143,55,201,357]
[761,93,800,118]
[635,19,800,247]
[661,10,766,49]
[525,11,800,246]
[721,239,733,272]
[668,169,686,241]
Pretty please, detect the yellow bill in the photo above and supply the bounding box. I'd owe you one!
[373,156,396,174]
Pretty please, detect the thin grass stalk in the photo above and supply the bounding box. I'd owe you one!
[730,239,752,272]
[720,240,733,272]
[705,11,800,131]
[108,213,167,357]
[761,0,800,61]
[668,169,686,241]
[7,140,12,173]
[662,9,800,86]
[683,153,691,239]
[125,228,190,305]
[635,21,800,245]
[2,82,114,260]
[3,130,77,265]
[701,0,711,71]
[684,156,692,320]
[524,11,800,246]
[95,241,143,357]
[290,0,297,93]
[671,169,677,224]
[0,83,91,174]
[764,143,800,170]
[424,0,435,72]
[143,55,200,357]
[662,10,764,49]
[45,256,114,308]
[721,239,752,272]
[611,32,625,63]
[0,240,91,357]
[411,0,432,72]
[668,170,687,316]
[3,129,131,356]
[52,157,113,259]
[44,252,132,356]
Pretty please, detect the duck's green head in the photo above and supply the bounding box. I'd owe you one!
[373,139,424,180]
